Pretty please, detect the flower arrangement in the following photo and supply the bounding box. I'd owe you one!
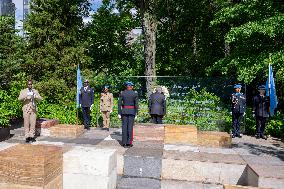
[153,86,170,99]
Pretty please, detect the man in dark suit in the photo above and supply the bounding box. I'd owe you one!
[79,79,94,130]
[231,84,246,138]
[253,85,270,140]
[149,86,166,124]
[118,81,139,148]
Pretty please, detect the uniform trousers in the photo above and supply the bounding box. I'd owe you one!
[256,116,268,136]
[151,114,163,124]
[23,110,37,138]
[82,107,91,128]
[122,114,135,145]
[232,112,243,136]
[102,111,110,128]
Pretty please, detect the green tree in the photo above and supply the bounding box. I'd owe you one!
[24,0,91,102]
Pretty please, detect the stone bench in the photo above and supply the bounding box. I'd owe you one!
[0,144,63,189]
[50,124,84,138]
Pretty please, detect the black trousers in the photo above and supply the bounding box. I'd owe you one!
[232,112,243,136]
[82,107,91,128]
[122,114,135,145]
[256,116,268,136]
[151,114,163,124]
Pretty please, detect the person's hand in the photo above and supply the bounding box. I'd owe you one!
[118,114,121,119]
[27,91,33,96]
[79,104,81,108]
[135,116,137,120]
[110,110,112,113]
[252,113,255,118]
[243,112,246,116]
[230,112,232,115]
[90,104,94,111]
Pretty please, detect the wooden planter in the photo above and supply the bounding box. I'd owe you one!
[0,127,10,142]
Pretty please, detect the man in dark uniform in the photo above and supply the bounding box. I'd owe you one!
[118,81,139,148]
[149,86,166,124]
[253,85,270,140]
[231,84,246,138]
[79,79,94,130]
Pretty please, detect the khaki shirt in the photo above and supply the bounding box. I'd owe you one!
[100,92,113,112]
[18,88,42,113]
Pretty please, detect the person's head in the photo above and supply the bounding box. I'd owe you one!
[156,86,162,93]
[27,80,33,90]
[258,85,266,95]
[103,85,110,93]
[234,84,242,93]
[83,79,89,87]
[125,81,134,90]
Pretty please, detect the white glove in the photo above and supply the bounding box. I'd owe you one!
[118,115,121,119]
[252,114,255,118]
[230,112,232,115]
[135,116,137,120]
[110,110,112,113]
[243,112,246,116]
[79,104,81,108]
[90,104,94,110]
[27,91,34,96]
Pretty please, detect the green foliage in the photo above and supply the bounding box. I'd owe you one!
[266,112,284,137]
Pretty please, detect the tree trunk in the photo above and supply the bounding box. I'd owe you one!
[141,1,157,98]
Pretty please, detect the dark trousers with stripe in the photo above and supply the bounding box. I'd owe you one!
[122,114,135,145]
[256,116,268,136]
[82,107,91,129]
[232,112,243,136]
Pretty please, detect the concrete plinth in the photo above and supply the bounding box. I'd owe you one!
[50,124,84,138]
[164,125,197,144]
[36,119,59,136]
[0,144,63,188]
[162,150,246,185]
[124,147,163,179]
[134,123,164,142]
[197,131,232,147]
[63,146,117,189]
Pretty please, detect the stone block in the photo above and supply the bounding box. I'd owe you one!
[223,184,271,189]
[63,169,116,189]
[133,123,164,142]
[124,147,162,179]
[63,146,117,189]
[36,118,59,128]
[164,125,197,144]
[197,131,232,147]
[50,124,84,138]
[247,164,284,189]
[162,153,246,184]
[161,180,223,189]
[0,174,63,189]
[0,144,63,188]
[117,177,160,189]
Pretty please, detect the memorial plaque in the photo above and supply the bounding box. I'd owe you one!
[164,124,197,144]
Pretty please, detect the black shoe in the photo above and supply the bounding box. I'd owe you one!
[122,144,127,148]
[231,135,235,138]
[30,137,36,143]
[260,135,267,140]
[85,127,90,130]
[256,135,260,139]
[25,137,30,143]
[236,134,242,138]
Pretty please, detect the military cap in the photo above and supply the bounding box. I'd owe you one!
[84,79,89,83]
[234,84,242,89]
[258,85,266,90]
[125,81,134,86]
[103,85,110,89]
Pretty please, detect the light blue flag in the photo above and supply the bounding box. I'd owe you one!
[76,65,83,108]
[266,64,278,116]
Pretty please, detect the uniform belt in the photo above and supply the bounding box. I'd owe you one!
[123,106,135,109]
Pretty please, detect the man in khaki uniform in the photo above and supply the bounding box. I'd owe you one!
[18,80,42,143]
[100,86,113,131]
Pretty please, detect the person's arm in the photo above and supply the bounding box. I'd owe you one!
[34,90,42,101]
[91,88,94,105]
[18,89,28,101]
[163,96,166,115]
[110,93,114,112]
[135,92,139,115]
[118,92,122,116]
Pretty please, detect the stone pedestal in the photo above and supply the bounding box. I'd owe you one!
[124,147,163,179]
[197,131,232,147]
[50,124,84,138]
[134,123,164,142]
[0,144,63,189]
[63,146,117,189]
[35,118,59,136]
[164,125,197,144]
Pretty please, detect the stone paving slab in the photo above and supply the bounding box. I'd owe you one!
[117,177,160,189]
[161,180,223,189]
[164,144,238,154]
